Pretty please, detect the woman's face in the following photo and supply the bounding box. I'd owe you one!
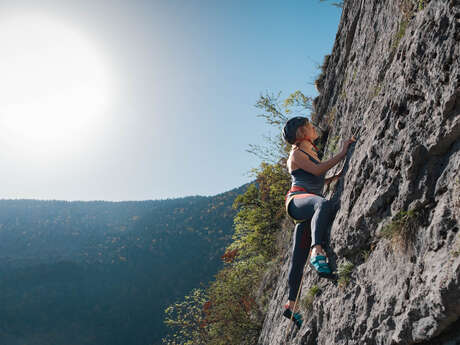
[304,123,319,141]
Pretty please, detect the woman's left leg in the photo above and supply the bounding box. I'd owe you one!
[287,221,312,303]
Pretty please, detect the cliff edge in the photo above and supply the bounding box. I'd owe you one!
[258,0,460,344]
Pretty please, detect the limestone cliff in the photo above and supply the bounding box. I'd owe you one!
[258,0,460,344]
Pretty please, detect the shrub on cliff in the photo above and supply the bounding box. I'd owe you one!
[228,162,290,259]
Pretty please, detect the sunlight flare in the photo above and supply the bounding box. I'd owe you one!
[0,11,114,154]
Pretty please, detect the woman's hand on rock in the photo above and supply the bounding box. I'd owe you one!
[335,169,343,180]
[331,174,341,182]
[340,136,357,157]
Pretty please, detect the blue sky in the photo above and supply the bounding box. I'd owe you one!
[0,0,341,201]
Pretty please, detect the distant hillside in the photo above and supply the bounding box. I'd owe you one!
[0,182,250,345]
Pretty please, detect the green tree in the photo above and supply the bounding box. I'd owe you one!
[162,288,209,345]
[204,255,265,345]
[247,90,314,164]
[229,162,290,259]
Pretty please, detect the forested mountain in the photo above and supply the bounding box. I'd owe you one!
[0,182,249,345]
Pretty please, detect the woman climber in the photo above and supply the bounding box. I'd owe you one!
[281,116,356,328]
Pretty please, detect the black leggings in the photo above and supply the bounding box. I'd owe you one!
[287,195,333,301]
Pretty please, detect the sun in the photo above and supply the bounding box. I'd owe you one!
[0,11,114,156]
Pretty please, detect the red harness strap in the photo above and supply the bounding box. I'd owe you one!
[285,186,307,198]
[290,186,307,193]
[284,186,316,202]
[285,186,318,201]
[285,187,318,224]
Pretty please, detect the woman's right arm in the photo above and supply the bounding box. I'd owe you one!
[292,137,356,176]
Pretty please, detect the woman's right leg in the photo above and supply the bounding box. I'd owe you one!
[287,221,311,303]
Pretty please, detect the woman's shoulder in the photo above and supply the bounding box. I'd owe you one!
[309,152,321,162]
[296,148,320,162]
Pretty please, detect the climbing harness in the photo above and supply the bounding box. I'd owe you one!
[285,186,318,224]
[285,142,322,225]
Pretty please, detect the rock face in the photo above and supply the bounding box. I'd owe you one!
[258,0,460,344]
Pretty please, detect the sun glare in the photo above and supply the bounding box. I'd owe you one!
[0,11,113,156]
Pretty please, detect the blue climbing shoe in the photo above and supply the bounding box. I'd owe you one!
[283,305,303,329]
[310,254,332,276]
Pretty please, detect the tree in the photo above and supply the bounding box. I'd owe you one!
[247,90,314,164]
[162,288,209,345]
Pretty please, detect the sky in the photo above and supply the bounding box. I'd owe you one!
[0,0,342,201]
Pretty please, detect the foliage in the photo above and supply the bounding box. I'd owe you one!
[301,285,320,311]
[326,134,340,159]
[391,19,408,50]
[400,0,415,19]
[247,90,314,163]
[340,69,350,100]
[326,106,337,127]
[418,0,425,10]
[351,65,358,82]
[372,83,382,99]
[380,208,420,250]
[229,163,290,259]
[162,257,269,345]
[313,55,330,93]
[337,260,354,288]
[283,90,314,115]
[361,249,370,262]
[340,85,347,99]
[246,91,288,163]
[162,288,209,345]
[0,190,247,345]
[203,255,266,345]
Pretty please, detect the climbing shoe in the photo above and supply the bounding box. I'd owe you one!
[283,304,303,329]
[310,254,332,276]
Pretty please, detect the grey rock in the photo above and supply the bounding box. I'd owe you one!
[257,0,460,344]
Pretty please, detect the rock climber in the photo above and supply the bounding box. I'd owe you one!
[281,116,356,328]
